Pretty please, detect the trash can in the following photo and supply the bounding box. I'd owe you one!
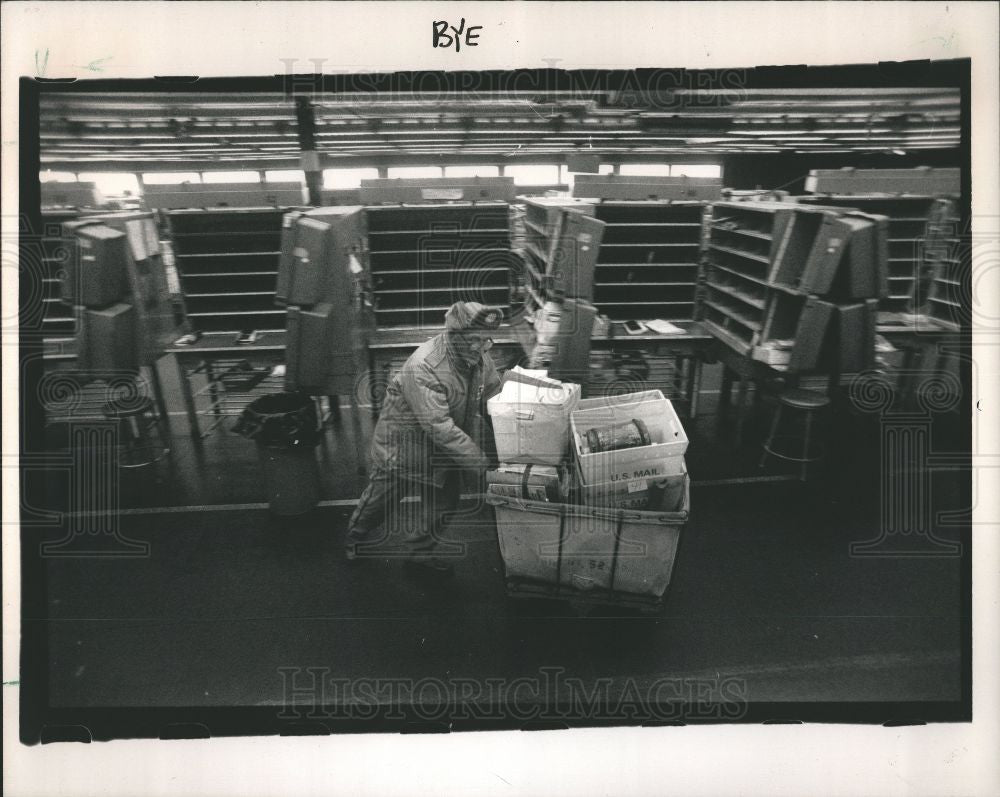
[233,392,321,515]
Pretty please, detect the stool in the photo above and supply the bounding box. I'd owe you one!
[759,387,830,481]
[102,395,171,468]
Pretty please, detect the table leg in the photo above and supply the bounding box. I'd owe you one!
[326,395,342,425]
[147,358,171,433]
[346,388,367,478]
[759,402,782,470]
[898,345,920,409]
[719,366,734,414]
[174,354,201,438]
[689,357,703,420]
[827,357,842,404]
[734,377,749,449]
[204,359,221,417]
[674,355,686,401]
[801,408,814,481]
[930,345,959,407]
[367,347,380,423]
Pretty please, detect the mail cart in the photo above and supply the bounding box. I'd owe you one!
[486,475,690,616]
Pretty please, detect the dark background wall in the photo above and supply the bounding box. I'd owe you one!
[720,149,961,193]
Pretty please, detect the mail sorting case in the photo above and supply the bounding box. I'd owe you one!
[365,202,514,328]
[40,208,85,340]
[795,194,960,318]
[60,224,131,307]
[92,211,190,364]
[281,207,373,396]
[77,302,140,375]
[487,475,690,602]
[522,197,707,322]
[165,207,289,334]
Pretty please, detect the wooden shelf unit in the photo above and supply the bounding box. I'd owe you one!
[39,208,182,352]
[87,210,189,364]
[521,200,559,309]
[795,194,961,322]
[38,208,83,342]
[522,197,707,322]
[922,199,964,330]
[365,202,514,328]
[707,198,894,372]
[164,207,290,333]
[702,201,799,353]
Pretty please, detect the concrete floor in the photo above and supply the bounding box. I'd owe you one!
[28,383,969,720]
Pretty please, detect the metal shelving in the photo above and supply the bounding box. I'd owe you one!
[522,197,707,322]
[188,359,287,437]
[702,202,797,354]
[365,202,514,328]
[38,208,83,342]
[704,199,889,372]
[796,194,961,321]
[165,207,290,333]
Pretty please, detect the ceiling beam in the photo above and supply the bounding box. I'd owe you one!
[40,146,957,174]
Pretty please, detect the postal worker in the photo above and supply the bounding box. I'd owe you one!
[345,301,504,576]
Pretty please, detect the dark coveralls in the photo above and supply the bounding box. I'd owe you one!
[347,331,501,558]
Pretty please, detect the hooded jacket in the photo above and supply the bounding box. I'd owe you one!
[369,331,502,487]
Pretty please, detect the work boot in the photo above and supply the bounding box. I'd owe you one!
[344,528,379,562]
[403,556,455,578]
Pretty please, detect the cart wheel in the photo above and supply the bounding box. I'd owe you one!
[566,598,594,618]
[504,593,548,618]
[504,594,524,613]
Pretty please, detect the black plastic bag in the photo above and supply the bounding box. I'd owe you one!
[232,392,320,448]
